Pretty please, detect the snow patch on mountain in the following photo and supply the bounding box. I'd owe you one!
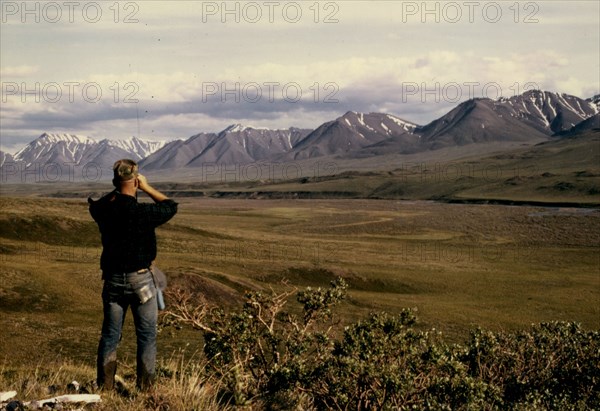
[11,133,168,168]
[386,114,418,132]
[224,124,272,133]
[102,137,166,160]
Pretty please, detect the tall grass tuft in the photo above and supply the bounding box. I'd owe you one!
[0,352,229,411]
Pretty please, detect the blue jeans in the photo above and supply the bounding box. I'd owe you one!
[97,269,157,390]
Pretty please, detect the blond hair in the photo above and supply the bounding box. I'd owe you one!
[112,159,138,186]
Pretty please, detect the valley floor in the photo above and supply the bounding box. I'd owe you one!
[0,196,598,366]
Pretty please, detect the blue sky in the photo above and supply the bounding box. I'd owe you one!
[1,0,599,152]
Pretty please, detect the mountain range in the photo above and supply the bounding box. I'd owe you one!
[141,90,599,168]
[1,90,598,182]
[140,125,312,170]
[1,133,165,168]
[0,134,166,181]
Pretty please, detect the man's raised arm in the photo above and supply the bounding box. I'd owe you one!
[137,174,169,203]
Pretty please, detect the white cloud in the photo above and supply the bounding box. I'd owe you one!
[0,65,39,77]
[555,77,597,99]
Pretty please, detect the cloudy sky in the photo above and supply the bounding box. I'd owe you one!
[1,0,598,152]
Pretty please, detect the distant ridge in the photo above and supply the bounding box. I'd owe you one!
[289,111,420,160]
[2,90,598,180]
[1,133,167,182]
[140,126,312,170]
[10,133,166,168]
[555,113,600,137]
[417,90,598,149]
[285,90,597,160]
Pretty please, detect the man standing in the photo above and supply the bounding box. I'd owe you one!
[89,159,178,390]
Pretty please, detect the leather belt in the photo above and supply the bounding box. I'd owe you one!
[105,267,149,278]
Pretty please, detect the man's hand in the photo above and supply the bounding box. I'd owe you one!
[136,174,169,203]
[136,174,150,192]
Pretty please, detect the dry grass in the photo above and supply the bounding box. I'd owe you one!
[0,353,229,410]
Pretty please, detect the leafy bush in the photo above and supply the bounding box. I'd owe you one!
[162,278,600,410]
[463,322,600,409]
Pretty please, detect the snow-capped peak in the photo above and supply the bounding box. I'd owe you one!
[224,124,272,133]
[12,132,168,166]
[102,136,167,159]
[386,114,418,132]
[339,111,417,134]
[224,124,247,133]
[37,132,96,145]
[14,132,96,161]
[491,90,598,133]
[587,94,600,110]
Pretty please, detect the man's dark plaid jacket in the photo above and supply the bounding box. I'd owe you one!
[89,191,178,275]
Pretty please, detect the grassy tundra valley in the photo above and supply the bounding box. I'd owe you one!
[2,197,599,350]
[0,132,599,409]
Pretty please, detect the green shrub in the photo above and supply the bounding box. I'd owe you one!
[463,322,600,410]
[163,278,600,410]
